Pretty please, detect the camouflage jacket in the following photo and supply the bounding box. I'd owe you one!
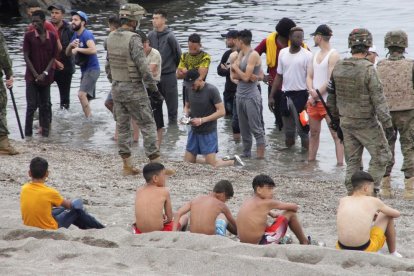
[0,30,13,79]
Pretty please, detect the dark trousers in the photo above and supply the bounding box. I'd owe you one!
[269,85,284,130]
[54,70,73,109]
[159,72,178,123]
[52,207,105,229]
[232,95,240,134]
[25,81,51,137]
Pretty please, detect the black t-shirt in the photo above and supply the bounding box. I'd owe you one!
[217,49,237,96]
[185,83,222,134]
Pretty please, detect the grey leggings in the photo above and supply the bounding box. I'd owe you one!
[236,95,265,156]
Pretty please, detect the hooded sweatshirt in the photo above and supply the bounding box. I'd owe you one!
[148,27,181,75]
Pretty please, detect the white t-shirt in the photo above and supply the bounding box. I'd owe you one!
[277,47,312,91]
[146,48,162,82]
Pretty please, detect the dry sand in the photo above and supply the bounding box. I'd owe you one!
[1,141,413,275]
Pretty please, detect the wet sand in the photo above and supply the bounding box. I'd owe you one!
[0,140,413,275]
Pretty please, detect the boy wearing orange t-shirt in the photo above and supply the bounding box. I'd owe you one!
[20,157,104,230]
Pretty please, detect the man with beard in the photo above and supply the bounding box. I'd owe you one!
[23,10,58,137]
[48,4,75,110]
[65,11,99,118]
[106,4,163,175]
[218,30,240,140]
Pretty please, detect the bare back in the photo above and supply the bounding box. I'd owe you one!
[336,196,381,246]
[135,185,170,232]
[237,197,272,244]
[189,195,226,235]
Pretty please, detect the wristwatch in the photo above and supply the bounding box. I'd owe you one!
[43,71,48,76]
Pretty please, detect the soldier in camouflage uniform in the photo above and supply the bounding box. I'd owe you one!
[0,29,19,155]
[327,28,394,195]
[377,30,414,200]
[106,4,163,175]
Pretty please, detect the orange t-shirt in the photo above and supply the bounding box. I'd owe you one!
[20,182,64,229]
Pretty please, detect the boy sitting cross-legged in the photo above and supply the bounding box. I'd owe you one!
[237,174,315,245]
[173,180,237,236]
[336,171,402,257]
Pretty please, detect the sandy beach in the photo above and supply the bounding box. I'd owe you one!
[1,140,413,275]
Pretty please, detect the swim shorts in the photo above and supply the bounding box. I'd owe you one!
[307,101,327,121]
[80,69,100,98]
[336,226,386,252]
[186,129,218,155]
[259,215,288,245]
[215,218,228,236]
[132,221,181,234]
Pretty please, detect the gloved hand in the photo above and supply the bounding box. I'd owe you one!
[329,119,340,132]
[385,127,396,144]
[71,198,83,210]
[148,86,164,105]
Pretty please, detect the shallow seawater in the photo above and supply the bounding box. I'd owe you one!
[1,0,412,186]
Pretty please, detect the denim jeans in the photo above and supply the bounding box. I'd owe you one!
[52,207,105,229]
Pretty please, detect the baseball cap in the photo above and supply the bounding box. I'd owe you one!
[184,69,200,83]
[47,4,65,13]
[71,10,88,22]
[221,30,238,38]
[310,24,333,36]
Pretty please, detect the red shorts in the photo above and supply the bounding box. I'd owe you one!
[132,221,181,234]
[307,101,327,121]
[259,216,288,245]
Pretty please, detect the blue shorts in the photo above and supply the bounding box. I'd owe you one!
[186,129,218,155]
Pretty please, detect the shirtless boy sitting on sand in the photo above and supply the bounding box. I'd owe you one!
[133,163,187,234]
[336,171,402,257]
[237,174,313,245]
[173,180,237,236]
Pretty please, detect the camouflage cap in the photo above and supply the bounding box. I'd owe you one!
[384,30,408,49]
[348,28,373,48]
[119,3,146,22]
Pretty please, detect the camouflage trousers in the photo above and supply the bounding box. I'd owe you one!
[113,96,159,160]
[341,117,392,191]
[385,109,414,178]
[0,80,9,137]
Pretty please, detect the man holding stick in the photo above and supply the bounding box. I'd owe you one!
[0,28,19,155]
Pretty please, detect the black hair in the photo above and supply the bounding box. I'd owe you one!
[213,180,234,198]
[237,29,252,46]
[276,17,296,38]
[119,17,132,26]
[135,30,147,43]
[27,0,40,8]
[143,162,165,182]
[351,171,374,190]
[108,14,120,28]
[153,9,167,18]
[188,33,201,43]
[30,157,48,179]
[32,10,46,21]
[252,174,275,191]
[388,46,405,54]
[351,44,369,54]
[289,26,304,36]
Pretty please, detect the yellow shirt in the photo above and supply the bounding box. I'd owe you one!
[178,51,211,70]
[20,182,64,230]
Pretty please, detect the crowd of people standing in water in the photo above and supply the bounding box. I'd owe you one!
[0,1,413,258]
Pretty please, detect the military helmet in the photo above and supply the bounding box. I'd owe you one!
[384,30,408,49]
[119,3,146,22]
[348,28,373,48]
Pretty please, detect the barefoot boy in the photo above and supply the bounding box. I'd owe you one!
[336,171,402,257]
[133,162,186,233]
[20,157,104,230]
[237,174,311,245]
[173,180,237,236]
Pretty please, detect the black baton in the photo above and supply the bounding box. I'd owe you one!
[8,88,24,139]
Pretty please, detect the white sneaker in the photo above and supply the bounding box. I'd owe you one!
[233,155,245,167]
[391,251,403,258]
